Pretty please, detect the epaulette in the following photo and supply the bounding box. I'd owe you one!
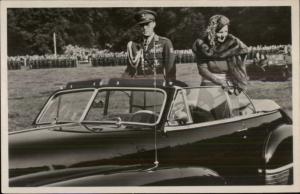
[154,34,160,42]
[158,36,169,41]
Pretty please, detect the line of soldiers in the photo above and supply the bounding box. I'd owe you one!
[91,50,197,67]
[29,58,77,69]
[7,57,23,70]
[7,55,77,70]
[64,44,105,61]
[91,52,127,67]
[90,45,290,67]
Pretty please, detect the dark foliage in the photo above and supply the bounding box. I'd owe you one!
[7,7,291,56]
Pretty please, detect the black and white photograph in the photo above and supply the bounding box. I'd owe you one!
[1,0,299,193]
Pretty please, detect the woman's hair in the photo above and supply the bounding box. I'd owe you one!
[206,15,230,47]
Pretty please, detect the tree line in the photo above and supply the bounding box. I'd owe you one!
[7,7,291,56]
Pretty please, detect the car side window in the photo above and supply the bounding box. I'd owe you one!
[168,90,192,126]
[227,91,255,116]
[185,87,231,123]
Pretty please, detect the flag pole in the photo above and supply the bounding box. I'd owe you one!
[53,32,57,57]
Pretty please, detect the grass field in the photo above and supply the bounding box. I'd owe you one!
[7,63,292,131]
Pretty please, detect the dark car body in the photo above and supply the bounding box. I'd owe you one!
[9,78,293,186]
[247,53,291,81]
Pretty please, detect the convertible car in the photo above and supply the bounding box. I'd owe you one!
[9,78,293,186]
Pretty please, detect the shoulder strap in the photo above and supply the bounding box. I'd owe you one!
[127,41,143,69]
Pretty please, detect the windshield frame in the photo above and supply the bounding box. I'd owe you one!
[82,87,168,126]
[35,87,168,127]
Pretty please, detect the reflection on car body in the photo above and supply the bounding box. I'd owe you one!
[9,78,293,186]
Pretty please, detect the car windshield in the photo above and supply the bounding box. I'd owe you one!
[37,90,95,124]
[84,88,166,125]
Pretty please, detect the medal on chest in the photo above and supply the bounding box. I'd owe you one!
[149,43,163,53]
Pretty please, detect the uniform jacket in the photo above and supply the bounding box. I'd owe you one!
[125,34,176,81]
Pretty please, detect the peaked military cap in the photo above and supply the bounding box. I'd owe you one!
[134,9,157,24]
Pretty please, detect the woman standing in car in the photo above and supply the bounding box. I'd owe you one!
[192,15,249,92]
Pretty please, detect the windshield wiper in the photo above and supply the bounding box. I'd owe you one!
[79,117,125,132]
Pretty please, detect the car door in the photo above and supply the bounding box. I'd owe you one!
[159,87,257,184]
[226,90,289,183]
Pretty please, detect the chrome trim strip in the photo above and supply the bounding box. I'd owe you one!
[265,170,290,185]
[165,110,277,132]
[9,123,77,135]
[266,171,289,181]
[265,163,293,174]
[237,128,248,132]
[183,86,223,89]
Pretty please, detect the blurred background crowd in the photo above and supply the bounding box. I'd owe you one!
[8,44,291,70]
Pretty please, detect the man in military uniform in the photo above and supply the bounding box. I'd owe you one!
[124,10,176,81]
[192,15,248,92]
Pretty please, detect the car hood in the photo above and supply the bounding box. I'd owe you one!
[9,123,156,177]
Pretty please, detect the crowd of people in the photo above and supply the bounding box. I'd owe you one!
[7,44,291,70]
[7,54,77,70]
[91,45,290,67]
[64,44,110,61]
[91,52,127,66]
[91,50,196,67]
[248,44,291,59]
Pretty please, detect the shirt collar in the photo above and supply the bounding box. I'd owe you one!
[144,33,155,44]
